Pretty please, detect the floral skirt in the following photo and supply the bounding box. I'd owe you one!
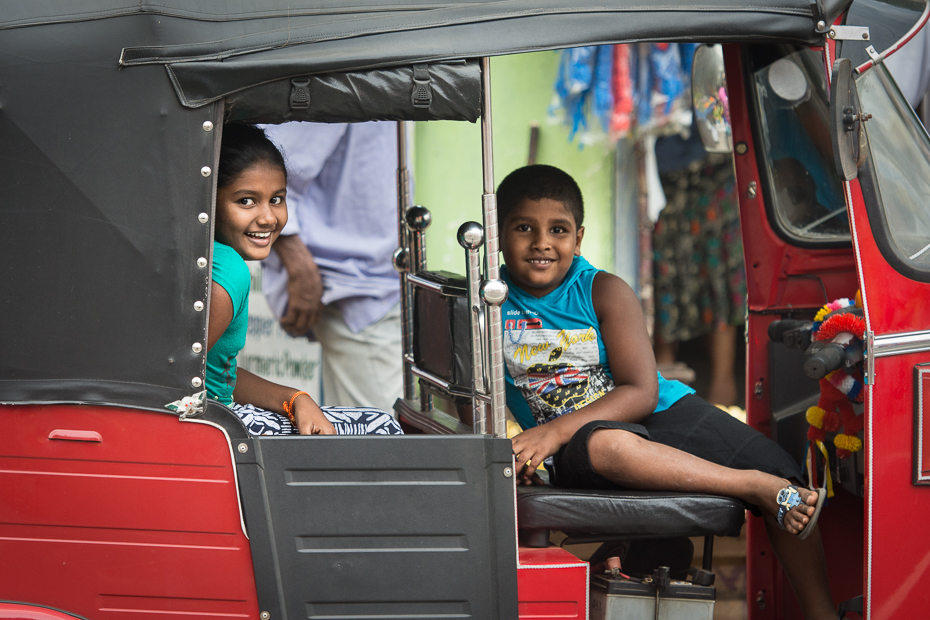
[229,403,403,436]
[653,154,746,342]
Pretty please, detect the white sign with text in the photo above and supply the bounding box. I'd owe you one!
[239,262,323,401]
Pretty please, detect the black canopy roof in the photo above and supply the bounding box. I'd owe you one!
[6,0,853,107]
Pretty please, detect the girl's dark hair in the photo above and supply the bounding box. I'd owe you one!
[496,164,584,228]
[217,123,287,189]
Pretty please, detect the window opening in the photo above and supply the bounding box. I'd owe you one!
[856,63,930,278]
[750,46,851,244]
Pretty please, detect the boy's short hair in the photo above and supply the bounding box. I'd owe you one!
[496,164,584,228]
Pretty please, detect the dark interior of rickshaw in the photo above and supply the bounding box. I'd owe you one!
[0,24,875,620]
[11,0,930,615]
[199,39,866,617]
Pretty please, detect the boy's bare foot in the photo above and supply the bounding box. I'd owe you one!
[756,477,820,536]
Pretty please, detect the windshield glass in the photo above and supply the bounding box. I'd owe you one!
[857,63,930,276]
[751,46,851,243]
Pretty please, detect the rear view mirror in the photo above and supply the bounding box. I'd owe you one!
[691,44,733,153]
[830,58,867,181]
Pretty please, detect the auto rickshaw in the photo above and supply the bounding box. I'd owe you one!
[2,1,930,618]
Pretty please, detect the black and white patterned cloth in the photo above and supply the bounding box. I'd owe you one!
[230,403,403,436]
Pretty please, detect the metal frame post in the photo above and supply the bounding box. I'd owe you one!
[396,120,417,401]
[458,222,489,434]
[479,57,508,438]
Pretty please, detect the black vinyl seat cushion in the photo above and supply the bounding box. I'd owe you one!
[517,486,745,539]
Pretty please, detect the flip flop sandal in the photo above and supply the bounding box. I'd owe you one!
[776,485,826,540]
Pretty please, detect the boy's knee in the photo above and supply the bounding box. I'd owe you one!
[587,428,644,473]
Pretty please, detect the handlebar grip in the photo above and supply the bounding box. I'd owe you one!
[768,319,810,343]
[804,344,846,380]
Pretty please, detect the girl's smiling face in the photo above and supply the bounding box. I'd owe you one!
[215,162,287,261]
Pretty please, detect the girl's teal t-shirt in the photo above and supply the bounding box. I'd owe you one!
[206,241,251,405]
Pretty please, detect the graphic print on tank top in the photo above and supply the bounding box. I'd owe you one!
[504,319,614,426]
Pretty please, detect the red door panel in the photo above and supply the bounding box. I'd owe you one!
[846,173,930,619]
[0,405,259,620]
[724,44,862,619]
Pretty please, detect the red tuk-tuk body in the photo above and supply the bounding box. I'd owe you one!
[3,1,930,619]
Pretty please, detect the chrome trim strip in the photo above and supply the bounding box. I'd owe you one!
[843,172,873,619]
[397,120,416,401]
[180,418,249,540]
[409,362,491,403]
[918,368,930,482]
[872,330,930,357]
[407,273,466,297]
[479,57,507,439]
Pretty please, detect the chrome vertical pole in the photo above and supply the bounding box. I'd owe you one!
[406,204,433,412]
[479,57,508,439]
[396,120,417,401]
[458,222,488,434]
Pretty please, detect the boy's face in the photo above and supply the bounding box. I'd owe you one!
[501,197,584,298]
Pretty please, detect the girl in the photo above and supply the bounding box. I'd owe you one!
[207,124,402,436]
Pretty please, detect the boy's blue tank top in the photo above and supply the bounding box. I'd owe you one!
[501,256,694,430]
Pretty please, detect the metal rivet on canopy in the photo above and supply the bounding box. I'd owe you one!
[192,342,203,353]
[198,213,209,223]
[191,377,203,388]
[197,257,207,268]
[194,301,204,312]
[201,166,212,177]
[203,121,214,132]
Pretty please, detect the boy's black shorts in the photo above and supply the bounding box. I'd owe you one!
[549,394,803,506]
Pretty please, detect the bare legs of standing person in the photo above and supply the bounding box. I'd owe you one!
[707,324,738,407]
[654,324,739,407]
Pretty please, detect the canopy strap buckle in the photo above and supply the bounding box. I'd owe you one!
[290,77,311,109]
[411,64,432,110]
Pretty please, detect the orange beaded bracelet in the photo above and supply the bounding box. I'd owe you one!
[282,391,311,424]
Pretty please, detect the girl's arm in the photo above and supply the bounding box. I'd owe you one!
[511,272,659,482]
[209,281,335,435]
[233,368,335,435]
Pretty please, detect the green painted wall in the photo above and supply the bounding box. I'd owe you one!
[413,52,616,275]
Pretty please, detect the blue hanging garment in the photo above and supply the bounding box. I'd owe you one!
[635,43,653,127]
[592,45,614,132]
[555,47,597,140]
[651,42,684,114]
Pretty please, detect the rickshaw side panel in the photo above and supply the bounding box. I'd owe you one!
[724,44,864,619]
[0,405,259,620]
[844,170,930,618]
[0,21,215,409]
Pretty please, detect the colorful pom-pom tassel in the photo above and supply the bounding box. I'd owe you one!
[834,433,863,454]
[844,413,865,436]
[808,426,827,443]
[807,406,825,428]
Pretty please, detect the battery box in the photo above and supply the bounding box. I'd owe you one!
[590,573,715,620]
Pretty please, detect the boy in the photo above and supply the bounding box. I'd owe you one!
[498,165,835,620]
